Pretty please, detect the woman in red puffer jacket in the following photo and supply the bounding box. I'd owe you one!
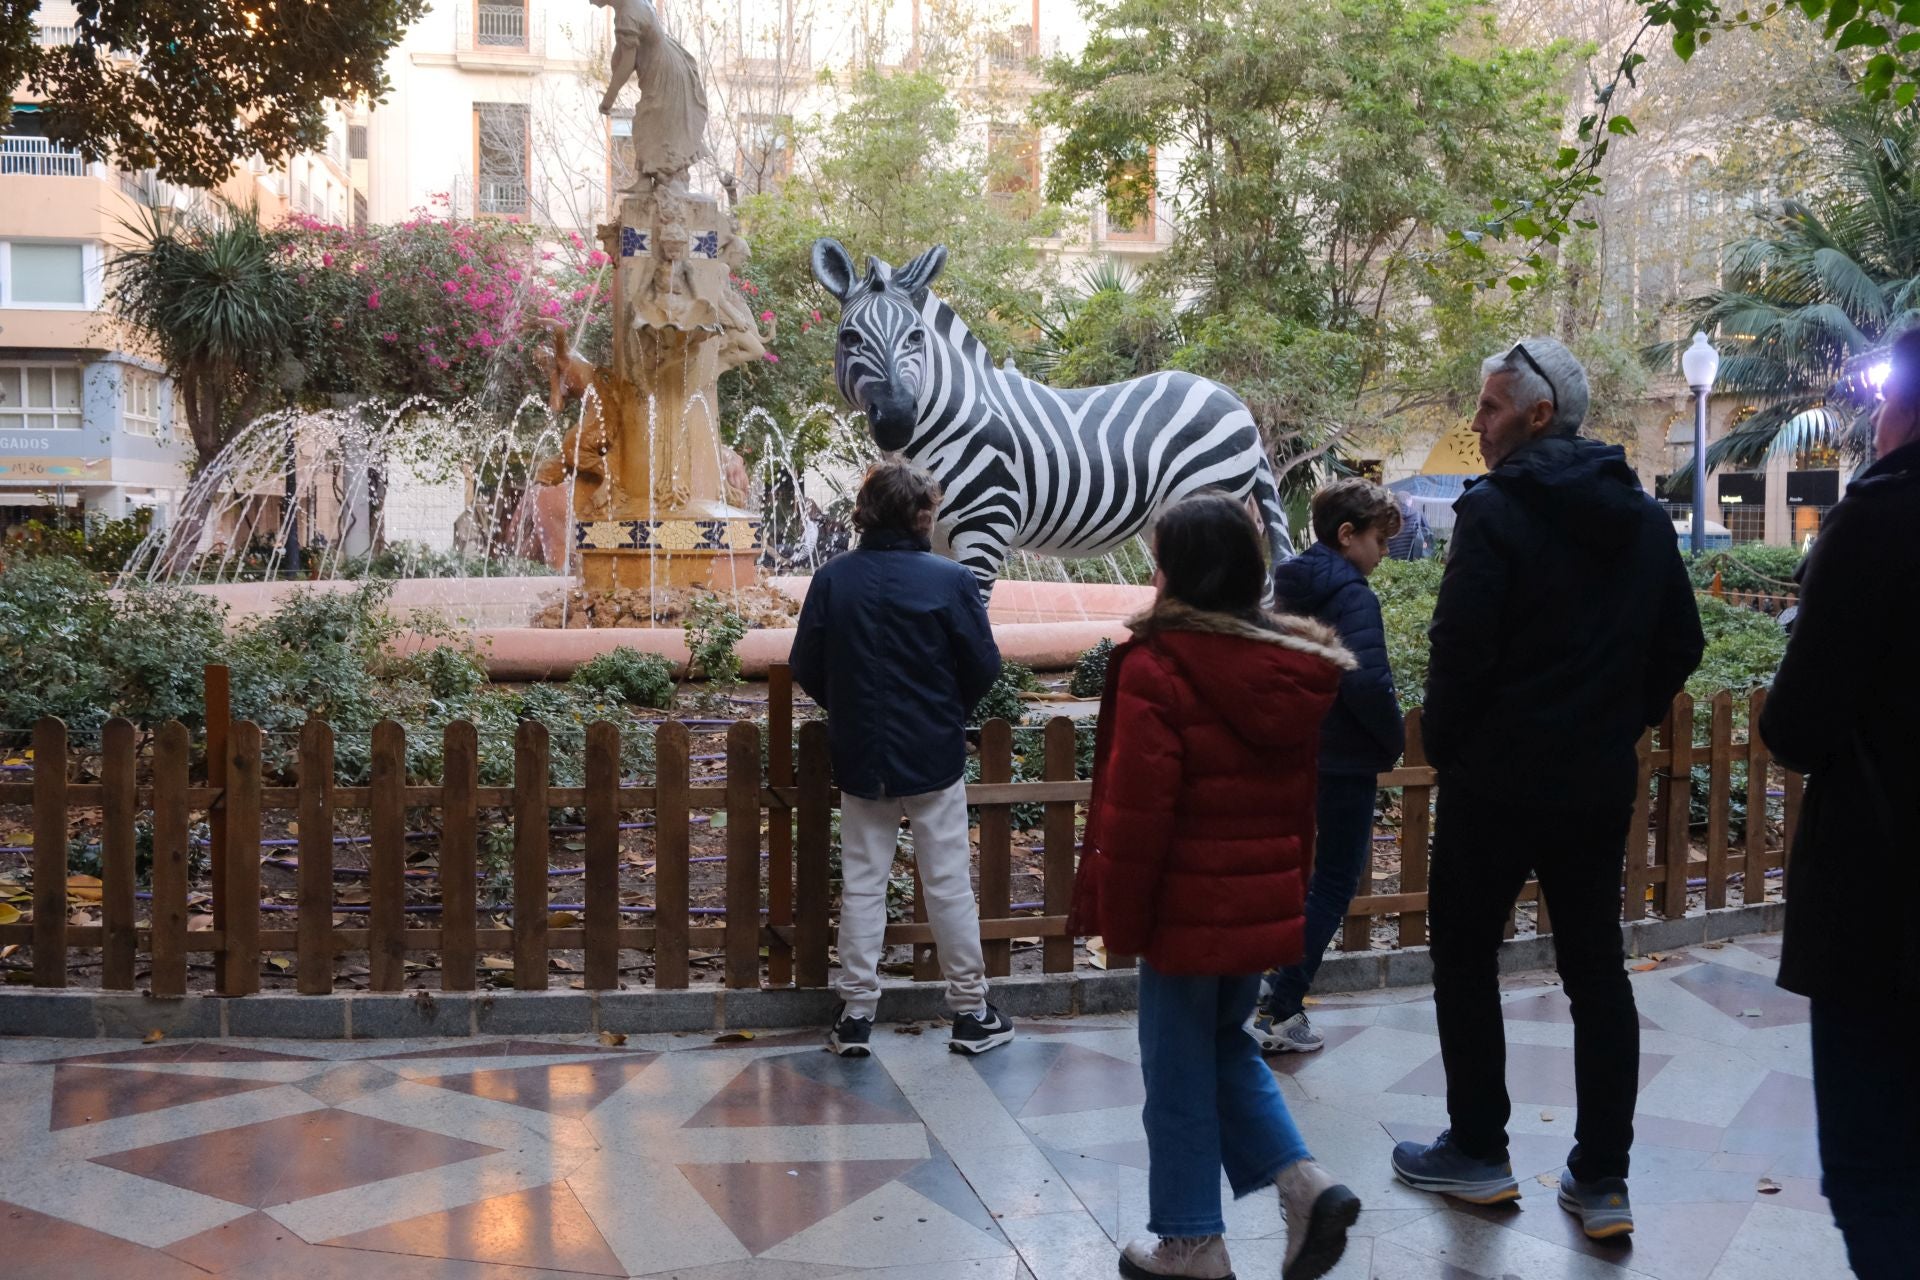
[1070,492,1361,1280]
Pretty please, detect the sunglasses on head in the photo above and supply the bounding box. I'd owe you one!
[1509,342,1558,413]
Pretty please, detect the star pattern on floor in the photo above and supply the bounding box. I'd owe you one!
[0,939,1847,1279]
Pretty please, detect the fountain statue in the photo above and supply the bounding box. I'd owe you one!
[533,0,767,593]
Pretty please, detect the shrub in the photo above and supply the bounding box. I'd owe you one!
[1069,638,1115,699]
[571,646,675,708]
[1689,545,1804,595]
[684,595,749,688]
[413,643,488,701]
[1371,557,1444,712]
[972,661,1039,727]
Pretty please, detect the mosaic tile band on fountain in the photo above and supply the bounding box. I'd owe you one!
[573,517,765,553]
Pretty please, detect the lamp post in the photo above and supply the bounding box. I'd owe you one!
[1681,331,1720,554]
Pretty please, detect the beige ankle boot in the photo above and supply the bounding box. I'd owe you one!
[1274,1159,1361,1280]
[1118,1233,1234,1279]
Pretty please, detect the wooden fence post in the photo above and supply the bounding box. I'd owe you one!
[31,717,67,988]
[220,721,263,996]
[297,719,335,995]
[1042,717,1077,974]
[1398,711,1432,949]
[726,721,762,990]
[1662,695,1695,920]
[513,720,550,991]
[1623,728,1654,922]
[1744,689,1772,897]
[794,720,832,988]
[584,721,622,991]
[1705,691,1733,910]
[978,720,1013,978]
[767,665,795,988]
[653,722,691,990]
[369,720,407,992]
[100,717,137,990]
[205,664,231,994]
[441,721,479,991]
[149,721,191,998]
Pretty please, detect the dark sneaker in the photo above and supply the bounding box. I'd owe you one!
[828,1005,873,1057]
[1247,1009,1324,1054]
[949,1003,1015,1055]
[1558,1169,1634,1240]
[1390,1131,1521,1205]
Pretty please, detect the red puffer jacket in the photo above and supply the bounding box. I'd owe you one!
[1069,599,1353,976]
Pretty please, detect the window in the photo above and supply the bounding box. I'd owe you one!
[123,369,162,437]
[0,364,85,432]
[987,125,1040,214]
[476,0,528,48]
[349,124,369,161]
[987,23,1033,71]
[0,241,90,306]
[1105,152,1157,243]
[475,103,530,216]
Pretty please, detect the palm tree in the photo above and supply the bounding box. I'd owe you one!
[1660,108,1920,470]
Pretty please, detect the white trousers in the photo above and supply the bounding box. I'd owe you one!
[834,779,989,1020]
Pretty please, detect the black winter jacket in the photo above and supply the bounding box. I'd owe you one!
[788,530,1002,800]
[1762,439,1920,1002]
[1424,434,1704,801]
[1273,542,1405,775]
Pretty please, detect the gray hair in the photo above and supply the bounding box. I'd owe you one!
[1480,336,1589,434]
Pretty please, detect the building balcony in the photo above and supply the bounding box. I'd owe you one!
[477,178,530,217]
[0,137,95,178]
[453,0,546,68]
[32,22,79,46]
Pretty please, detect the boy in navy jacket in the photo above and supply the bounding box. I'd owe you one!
[1251,479,1406,1052]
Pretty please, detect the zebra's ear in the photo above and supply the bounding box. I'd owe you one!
[810,238,857,302]
[896,245,949,300]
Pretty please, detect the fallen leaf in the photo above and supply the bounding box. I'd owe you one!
[1084,936,1109,970]
[0,944,16,959]
[1540,1110,1555,1122]
[1631,961,1659,972]
[709,812,729,829]
[549,956,579,972]
[713,1030,755,1043]
[563,839,586,852]
[66,875,103,903]
[1650,952,1666,961]
[1756,1177,1781,1194]
[338,886,371,905]
[267,957,291,972]
[481,956,513,969]
[893,1023,924,1035]
[548,911,580,927]
[284,821,300,837]
[0,904,17,926]
[187,915,213,932]
[1740,1008,1763,1018]
[1535,1172,1558,1188]
[598,1030,628,1046]
[4,832,30,846]
[143,1029,165,1044]
[68,910,96,927]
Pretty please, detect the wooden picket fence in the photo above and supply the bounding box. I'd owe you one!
[0,668,1798,997]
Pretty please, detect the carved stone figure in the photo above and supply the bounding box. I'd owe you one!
[592,0,708,194]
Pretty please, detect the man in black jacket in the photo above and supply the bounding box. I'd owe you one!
[789,460,1014,1057]
[1391,338,1705,1242]
[1761,330,1920,1280]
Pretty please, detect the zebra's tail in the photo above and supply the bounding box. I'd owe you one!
[1250,451,1293,586]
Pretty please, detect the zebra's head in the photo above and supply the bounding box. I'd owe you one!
[810,238,949,453]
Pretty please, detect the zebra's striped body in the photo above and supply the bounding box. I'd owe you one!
[812,239,1290,599]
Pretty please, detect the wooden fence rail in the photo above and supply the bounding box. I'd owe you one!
[0,668,1798,996]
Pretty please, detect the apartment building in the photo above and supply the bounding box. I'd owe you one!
[1,7,359,533]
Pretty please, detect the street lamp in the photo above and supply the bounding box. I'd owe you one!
[1681,331,1720,554]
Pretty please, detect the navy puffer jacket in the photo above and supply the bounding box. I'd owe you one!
[1272,542,1405,775]
[788,529,1001,800]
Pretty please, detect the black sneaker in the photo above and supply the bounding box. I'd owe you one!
[949,1003,1015,1055]
[829,1005,873,1057]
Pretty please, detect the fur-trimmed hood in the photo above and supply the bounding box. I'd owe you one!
[1120,596,1354,751]
[1125,597,1357,670]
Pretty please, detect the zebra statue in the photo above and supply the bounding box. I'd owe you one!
[811,238,1291,599]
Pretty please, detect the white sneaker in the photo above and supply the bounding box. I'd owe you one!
[1274,1159,1361,1280]
[1119,1234,1234,1279]
[1247,1010,1324,1054]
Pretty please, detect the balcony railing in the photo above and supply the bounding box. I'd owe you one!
[0,137,90,176]
[32,23,79,45]
[478,178,529,216]
[476,1,529,48]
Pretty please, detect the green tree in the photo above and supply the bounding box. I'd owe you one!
[2,0,426,188]
[1661,107,1920,470]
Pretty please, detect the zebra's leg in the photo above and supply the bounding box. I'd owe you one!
[950,526,1013,606]
[1249,455,1292,606]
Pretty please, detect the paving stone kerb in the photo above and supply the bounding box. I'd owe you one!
[0,905,1780,1039]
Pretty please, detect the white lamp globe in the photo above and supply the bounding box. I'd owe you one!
[1682,332,1720,390]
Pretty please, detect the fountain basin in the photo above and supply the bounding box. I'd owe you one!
[184,575,1150,677]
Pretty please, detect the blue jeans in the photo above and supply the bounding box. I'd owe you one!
[1266,773,1379,1020]
[1813,996,1920,1279]
[1138,962,1312,1236]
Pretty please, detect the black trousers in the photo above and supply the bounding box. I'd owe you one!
[1813,996,1920,1280]
[1429,784,1639,1182]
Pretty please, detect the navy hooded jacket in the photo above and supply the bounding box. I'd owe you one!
[1272,541,1405,775]
[1424,433,1704,800]
[787,529,1002,800]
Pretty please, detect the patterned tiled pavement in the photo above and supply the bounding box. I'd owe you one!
[0,938,1848,1279]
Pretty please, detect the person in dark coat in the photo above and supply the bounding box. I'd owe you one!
[1760,328,1920,1280]
[1391,338,1705,1242]
[1251,479,1406,1054]
[788,460,1014,1057]
[1070,492,1361,1280]
[1386,494,1435,560]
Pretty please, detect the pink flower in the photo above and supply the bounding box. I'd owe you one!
[506,268,523,282]
[330,317,345,331]
[352,261,368,273]
[811,309,822,323]
[321,252,334,268]
[763,351,779,363]
[541,299,563,316]
[381,331,398,343]
[759,309,774,323]
[569,232,585,249]
[366,290,381,309]
[571,288,589,303]
[458,264,476,277]
[444,281,460,294]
